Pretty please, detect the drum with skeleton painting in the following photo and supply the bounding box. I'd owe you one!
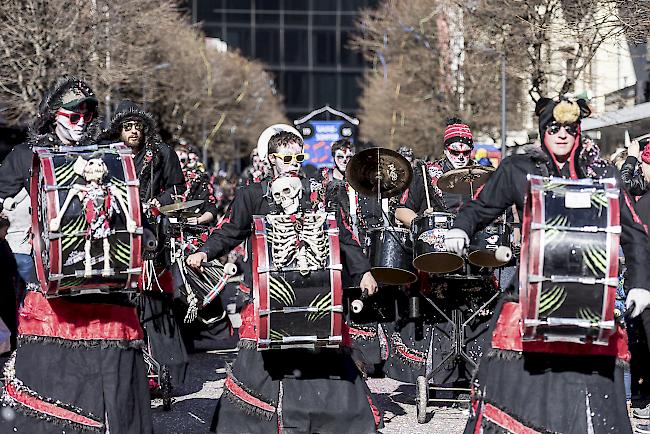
[520,176,619,345]
[252,213,344,350]
[30,143,142,297]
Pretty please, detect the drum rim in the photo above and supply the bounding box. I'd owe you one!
[367,226,412,234]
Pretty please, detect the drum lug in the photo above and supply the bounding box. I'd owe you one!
[332,305,344,313]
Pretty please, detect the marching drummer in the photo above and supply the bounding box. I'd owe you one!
[185,125,381,433]
[390,118,496,388]
[444,97,650,433]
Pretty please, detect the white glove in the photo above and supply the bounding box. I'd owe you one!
[444,228,469,256]
[626,288,650,318]
[3,197,15,211]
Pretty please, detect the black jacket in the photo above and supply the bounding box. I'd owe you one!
[619,156,648,197]
[199,179,371,290]
[453,147,650,290]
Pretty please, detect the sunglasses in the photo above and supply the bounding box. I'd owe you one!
[448,149,472,157]
[122,121,144,132]
[56,110,93,125]
[272,153,306,164]
[546,122,578,137]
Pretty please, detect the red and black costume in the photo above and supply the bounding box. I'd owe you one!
[100,100,188,388]
[198,176,382,433]
[0,78,152,434]
[454,98,649,434]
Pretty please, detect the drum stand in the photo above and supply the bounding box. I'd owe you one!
[414,272,503,424]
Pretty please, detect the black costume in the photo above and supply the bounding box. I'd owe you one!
[198,177,382,433]
[101,101,188,388]
[319,167,392,373]
[455,98,649,434]
[0,78,152,434]
[620,155,648,197]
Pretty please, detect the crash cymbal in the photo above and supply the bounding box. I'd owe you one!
[158,199,205,215]
[346,147,413,199]
[437,166,494,195]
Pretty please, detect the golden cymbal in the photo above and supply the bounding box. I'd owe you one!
[157,199,205,215]
[345,147,413,199]
[437,166,494,195]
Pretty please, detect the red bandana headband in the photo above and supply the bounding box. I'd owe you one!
[443,123,473,147]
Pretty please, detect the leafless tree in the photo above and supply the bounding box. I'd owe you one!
[0,0,286,162]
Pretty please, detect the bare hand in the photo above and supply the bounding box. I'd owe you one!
[186,252,208,269]
[360,271,378,296]
[629,140,641,159]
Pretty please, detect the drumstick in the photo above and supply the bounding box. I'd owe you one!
[422,164,432,213]
[351,289,369,313]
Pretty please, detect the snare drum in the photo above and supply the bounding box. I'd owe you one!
[412,212,463,273]
[366,227,417,285]
[520,176,619,345]
[252,213,344,350]
[31,144,142,297]
[468,221,512,268]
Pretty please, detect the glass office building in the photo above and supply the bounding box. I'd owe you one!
[189,0,378,120]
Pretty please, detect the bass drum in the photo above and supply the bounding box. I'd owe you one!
[31,144,142,297]
[366,227,417,285]
[468,221,512,268]
[412,212,463,273]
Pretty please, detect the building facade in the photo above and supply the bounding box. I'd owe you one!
[190,0,378,121]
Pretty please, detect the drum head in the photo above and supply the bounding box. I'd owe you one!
[413,253,463,273]
[468,250,508,268]
[371,267,418,285]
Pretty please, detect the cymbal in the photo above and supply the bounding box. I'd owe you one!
[345,147,413,199]
[158,199,205,215]
[437,166,494,195]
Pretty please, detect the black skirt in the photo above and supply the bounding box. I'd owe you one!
[1,340,152,434]
[464,298,632,434]
[212,346,382,433]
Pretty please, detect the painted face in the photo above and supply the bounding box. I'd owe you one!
[544,122,577,162]
[334,148,354,173]
[55,108,91,144]
[269,141,304,177]
[176,149,189,169]
[444,142,472,169]
[120,120,144,149]
[188,151,200,169]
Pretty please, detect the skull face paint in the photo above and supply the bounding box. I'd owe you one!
[334,148,353,174]
[55,108,88,144]
[271,176,303,214]
[444,142,472,169]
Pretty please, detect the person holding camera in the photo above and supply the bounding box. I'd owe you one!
[620,139,650,197]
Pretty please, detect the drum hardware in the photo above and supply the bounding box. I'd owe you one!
[437,166,494,196]
[346,147,413,199]
[408,295,420,319]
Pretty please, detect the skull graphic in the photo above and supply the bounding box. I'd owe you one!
[271,176,303,214]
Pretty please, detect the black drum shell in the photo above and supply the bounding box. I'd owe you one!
[412,213,463,273]
[468,222,512,268]
[367,227,417,285]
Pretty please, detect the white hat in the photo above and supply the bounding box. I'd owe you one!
[256,124,303,160]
